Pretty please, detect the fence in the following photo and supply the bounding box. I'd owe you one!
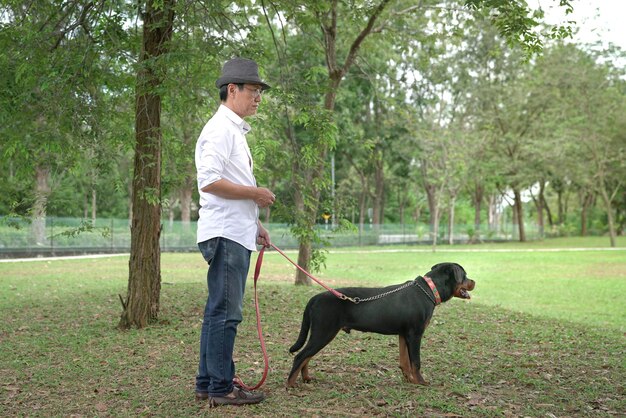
[0,216,540,258]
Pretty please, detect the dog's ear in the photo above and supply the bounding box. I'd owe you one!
[451,264,466,283]
[431,263,466,283]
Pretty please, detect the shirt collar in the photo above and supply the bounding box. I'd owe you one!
[218,104,252,134]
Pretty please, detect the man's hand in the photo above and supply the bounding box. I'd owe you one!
[257,222,271,248]
[254,187,275,208]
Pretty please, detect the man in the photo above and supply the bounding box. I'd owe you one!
[194,57,275,407]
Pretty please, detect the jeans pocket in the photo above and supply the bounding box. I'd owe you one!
[198,238,219,265]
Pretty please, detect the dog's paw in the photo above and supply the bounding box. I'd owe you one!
[400,368,429,385]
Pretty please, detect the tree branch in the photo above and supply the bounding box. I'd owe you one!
[341,0,392,79]
[49,1,97,51]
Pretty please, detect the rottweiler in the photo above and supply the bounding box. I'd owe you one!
[286,262,475,387]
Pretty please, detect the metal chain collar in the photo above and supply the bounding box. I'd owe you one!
[414,278,438,306]
[344,278,420,304]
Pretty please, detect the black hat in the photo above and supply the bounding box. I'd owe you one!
[215,57,271,90]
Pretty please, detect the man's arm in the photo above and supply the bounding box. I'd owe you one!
[201,178,275,208]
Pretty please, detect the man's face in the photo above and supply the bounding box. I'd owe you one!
[228,83,263,118]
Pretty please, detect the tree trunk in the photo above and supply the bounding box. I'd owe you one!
[91,187,97,227]
[412,195,421,224]
[180,126,196,228]
[431,203,440,251]
[180,178,193,229]
[580,205,587,236]
[168,200,176,227]
[83,192,89,219]
[180,187,192,223]
[448,195,456,245]
[397,185,406,225]
[372,149,384,226]
[580,191,594,236]
[543,194,554,228]
[425,183,437,242]
[536,198,544,238]
[488,194,497,231]
[359,189,367,238]
[398,185,408,225]
[599,185,617,247]
[347,154,369,239]
[89,167,97,226]
[31,165,51,246]
[534,181,546,238]
[296,241,312,285]
[128,180,133,226]
[293,183,312,285]
[513,188,526,242]
[119,0,174,329]
[472,182,483,243]
[557,188,565,225]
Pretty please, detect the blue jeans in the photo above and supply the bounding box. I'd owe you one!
[196,237,251,396]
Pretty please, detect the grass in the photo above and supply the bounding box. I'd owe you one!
[0,237,625,416]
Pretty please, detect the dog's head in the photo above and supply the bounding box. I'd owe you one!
[429,262,475,300]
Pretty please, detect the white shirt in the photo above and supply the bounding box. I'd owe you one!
[195,105,259,250]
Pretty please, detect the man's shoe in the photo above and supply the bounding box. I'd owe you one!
[195,392,209,402]
[207,386,265,407]
[194,382,251,402]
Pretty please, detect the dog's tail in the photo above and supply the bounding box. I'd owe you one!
[289,303,311,353]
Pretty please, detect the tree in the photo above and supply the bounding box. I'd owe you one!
[290,0,394,283]
[248,1,391,283]
[119,0,174,329]
[0,0,128,241]
[259,0,576,274]
[558,47,625,247]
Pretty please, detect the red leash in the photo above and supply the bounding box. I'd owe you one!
[233,245,270,391]
[233,244,348,390]
[268,244,349,300]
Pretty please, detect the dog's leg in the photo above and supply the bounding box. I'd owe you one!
[301,358,312,382]
[286,327,339,387]
[405,330,428,385]
[287,356,310,387]
[398,335,416,383]
[286,355,315,387]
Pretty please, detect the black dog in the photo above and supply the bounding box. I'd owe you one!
[287,263,475,387]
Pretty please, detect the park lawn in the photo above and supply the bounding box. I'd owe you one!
[0,238,624,416]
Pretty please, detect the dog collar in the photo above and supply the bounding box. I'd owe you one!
[422,276,442,305]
